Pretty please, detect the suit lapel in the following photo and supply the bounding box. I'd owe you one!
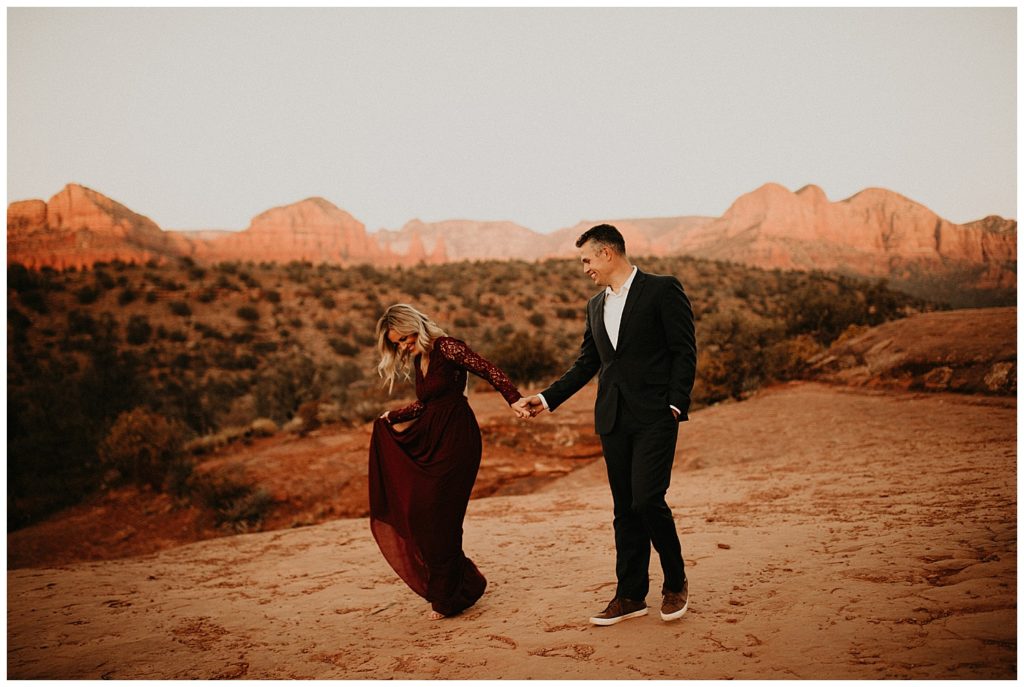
[592,292,615,356]
[616,270,647,348]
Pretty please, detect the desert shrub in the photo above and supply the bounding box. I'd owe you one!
[67,309,97,336]
[318,360,366,407]
[264,289,281,304]
[761,335,823,381]
[295,400,323,435]
[8,263,40,291]
[8,306,32,333]
[18,289,49,314]
[118,288,138,305]
[329,337,359,356]
[528,313,547,327]
[216,274,239,291]
[353,330,377,347]
[126,315,153,345]
[254,353,318,424]
[230,329,255,344]
[485,331,562,386]
[213,348,258,370]
[555,307,578,319]
[320,295,336,309]
[253,341,279,354]
[197,287,217,303]
[479,302,504,318]
[75,285,101,304]
[190,470,273,532]
[145,291,158,303]
[94,270,116,290]
[250,418,278,436]
[169,300,192,317]
[195,322,225,339]
[98,407,190,492]
[237,305,260,322]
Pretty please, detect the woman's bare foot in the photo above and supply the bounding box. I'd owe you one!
[427,609,445,620]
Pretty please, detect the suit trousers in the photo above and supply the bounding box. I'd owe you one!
[599,399,685,601]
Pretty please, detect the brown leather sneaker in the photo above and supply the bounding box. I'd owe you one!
[661,580,689,621]
[589,597,648,626]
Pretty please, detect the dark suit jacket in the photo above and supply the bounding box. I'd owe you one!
[541,269,697,435]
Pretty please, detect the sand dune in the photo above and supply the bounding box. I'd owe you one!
[7,382,1015,679]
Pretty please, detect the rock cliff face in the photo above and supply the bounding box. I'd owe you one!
[376,219,536,262]
[7,184,179,269]
[674,183,1017,291]
[7,182,1016,300]
[189,197,384,265]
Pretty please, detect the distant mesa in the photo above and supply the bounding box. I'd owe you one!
[8,183,180,270]
[6,181,1016,303]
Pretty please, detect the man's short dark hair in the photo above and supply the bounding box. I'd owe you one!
[575,224,626,255]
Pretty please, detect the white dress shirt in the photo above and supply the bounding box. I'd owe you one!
[603,265,638,349]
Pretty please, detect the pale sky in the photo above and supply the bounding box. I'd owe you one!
[7,7,1017,233]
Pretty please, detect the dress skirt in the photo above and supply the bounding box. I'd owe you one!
[368,394,487,616]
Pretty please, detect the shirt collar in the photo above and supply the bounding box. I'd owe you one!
[606,265,638,297]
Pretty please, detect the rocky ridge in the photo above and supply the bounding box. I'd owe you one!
[7,183,1016,298]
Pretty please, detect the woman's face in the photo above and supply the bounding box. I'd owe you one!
[387,328,418,356]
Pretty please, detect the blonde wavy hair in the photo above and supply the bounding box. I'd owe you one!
[375,303,447,393]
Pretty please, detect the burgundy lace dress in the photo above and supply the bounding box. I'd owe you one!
[368,336,522,617]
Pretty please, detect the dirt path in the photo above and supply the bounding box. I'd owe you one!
[7,382,1015,679]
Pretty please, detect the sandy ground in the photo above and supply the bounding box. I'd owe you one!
[6,382,1015,679]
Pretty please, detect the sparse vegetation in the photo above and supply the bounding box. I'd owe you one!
[7,256,935,532]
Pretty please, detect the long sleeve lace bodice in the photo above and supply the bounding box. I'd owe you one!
[386,337,521,423]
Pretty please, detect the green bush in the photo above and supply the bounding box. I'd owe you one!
[76,285,100,304]
[237,305,260,322]
[98,407,190,492]
[20,290,49,314]
[169,300,192,317]
[329,337,359,356]
[485,331,562,386]
[190,470,273,532]
[126,315,152,345]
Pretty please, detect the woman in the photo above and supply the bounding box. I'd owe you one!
[368,304,528,619]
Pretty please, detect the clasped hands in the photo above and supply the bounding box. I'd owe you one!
[511,395,545,420]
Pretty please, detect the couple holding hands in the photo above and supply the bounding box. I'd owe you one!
[368,224,697,626]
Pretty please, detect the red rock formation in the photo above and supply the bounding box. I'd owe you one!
[376,219,539,262]
[6,182,1015,297]
[675,183,1017,288]
[193,197,382,265]
[7,184,177,269]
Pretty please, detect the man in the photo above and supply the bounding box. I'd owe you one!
[515,224,697,626]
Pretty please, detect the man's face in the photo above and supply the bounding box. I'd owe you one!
[578,240,611,287]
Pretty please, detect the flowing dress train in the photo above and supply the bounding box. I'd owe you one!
[368,337,521,616]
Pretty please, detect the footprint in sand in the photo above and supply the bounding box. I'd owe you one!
[487,634,518,649]
[171,617,229,651]
[528,643,595,660]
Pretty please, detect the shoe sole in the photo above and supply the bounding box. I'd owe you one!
[660,598,689,621]
[589,607,648,626]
